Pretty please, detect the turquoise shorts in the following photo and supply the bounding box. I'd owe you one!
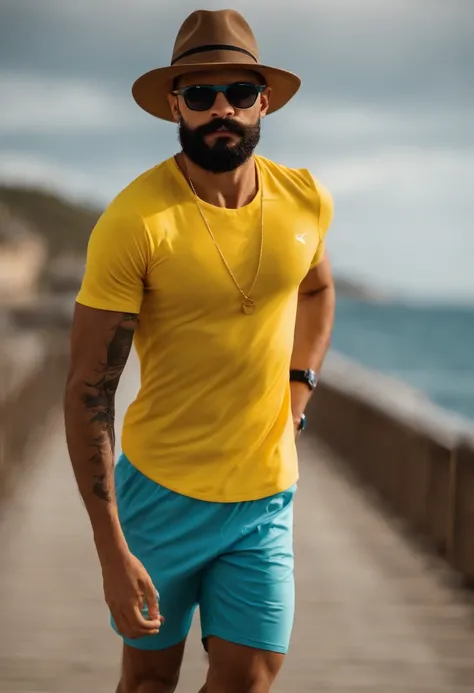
[112,453,296,654]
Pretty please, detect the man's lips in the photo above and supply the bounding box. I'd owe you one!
[208,127,237,135]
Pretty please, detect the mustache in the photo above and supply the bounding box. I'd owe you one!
[195,118,246,137]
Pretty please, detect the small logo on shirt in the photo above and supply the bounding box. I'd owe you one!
[295,233,307,244]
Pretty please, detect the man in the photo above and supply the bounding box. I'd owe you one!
[64,8,335,693]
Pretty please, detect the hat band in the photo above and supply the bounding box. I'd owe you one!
[171,44,258,66]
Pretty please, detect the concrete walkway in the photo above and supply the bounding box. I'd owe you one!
[1,358,474,692]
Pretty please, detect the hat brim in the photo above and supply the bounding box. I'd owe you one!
[132,63,301,121]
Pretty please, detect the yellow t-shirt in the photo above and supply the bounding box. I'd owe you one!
[77,155,333,502]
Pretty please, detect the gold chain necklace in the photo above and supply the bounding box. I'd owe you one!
[185,165,263,315]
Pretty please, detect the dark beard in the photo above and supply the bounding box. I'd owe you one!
[178,116,261,173]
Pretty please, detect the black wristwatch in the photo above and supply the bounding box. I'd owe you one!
[289,369,318,391]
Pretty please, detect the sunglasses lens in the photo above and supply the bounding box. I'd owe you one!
[183,86,216,111]
[181,84,261,111]
[226,84,260,109]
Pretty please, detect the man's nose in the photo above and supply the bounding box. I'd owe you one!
[209,91,235,118]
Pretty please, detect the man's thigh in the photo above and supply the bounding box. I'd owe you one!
[203,636,285,693]
[199,486,296,656]
[118,640,186,693]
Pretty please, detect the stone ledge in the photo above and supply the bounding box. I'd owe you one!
[307,351,474,583]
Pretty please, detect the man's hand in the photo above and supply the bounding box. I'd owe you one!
[100,547,164,639]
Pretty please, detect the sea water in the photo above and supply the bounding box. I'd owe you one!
[331,298,474,422]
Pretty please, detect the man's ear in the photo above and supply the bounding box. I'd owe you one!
[260,87,271,117]
[167,94,180,123]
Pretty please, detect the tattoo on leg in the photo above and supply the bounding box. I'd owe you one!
[81,312,138,502]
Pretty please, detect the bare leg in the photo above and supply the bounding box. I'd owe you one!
[203,636,285,693]
[117,640,186,693]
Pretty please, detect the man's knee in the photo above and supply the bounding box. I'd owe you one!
[206,669,272,693]
[119,641,185,693]
[119,673,179,693]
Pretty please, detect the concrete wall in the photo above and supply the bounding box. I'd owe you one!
[0,293,75,503]
[0,329,69,502]
[307,352,474,584]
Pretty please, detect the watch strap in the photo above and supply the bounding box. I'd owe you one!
[289,368,317,390]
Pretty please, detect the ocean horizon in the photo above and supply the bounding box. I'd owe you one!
[330,297,474,424]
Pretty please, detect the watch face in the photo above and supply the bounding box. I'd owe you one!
[305,369,317,388]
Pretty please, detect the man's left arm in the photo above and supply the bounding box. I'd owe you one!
[290,251,335,432]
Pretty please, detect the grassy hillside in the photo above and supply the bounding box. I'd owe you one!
[0,185,100,257]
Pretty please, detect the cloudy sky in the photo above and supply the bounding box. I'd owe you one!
[1,0,472,301]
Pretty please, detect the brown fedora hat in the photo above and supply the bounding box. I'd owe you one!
[132,9,301,122]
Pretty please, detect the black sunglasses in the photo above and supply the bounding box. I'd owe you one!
[171,82,266,112]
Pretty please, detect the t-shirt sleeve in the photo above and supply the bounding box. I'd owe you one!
[310,179,334,268]
[76,209,152,314]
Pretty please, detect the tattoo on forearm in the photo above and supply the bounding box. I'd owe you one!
[81,312,137,502]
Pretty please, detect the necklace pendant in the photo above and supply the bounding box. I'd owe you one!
[242,298,256,315]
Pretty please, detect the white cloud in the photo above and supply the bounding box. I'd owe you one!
[305,146,474,300]
[0,152,113,205]
[290,102,471,142]
[315,146,474,199]
[0,71,137,134]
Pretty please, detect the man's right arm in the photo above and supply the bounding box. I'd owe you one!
[64,303,136,554]
[64,303,162,638]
